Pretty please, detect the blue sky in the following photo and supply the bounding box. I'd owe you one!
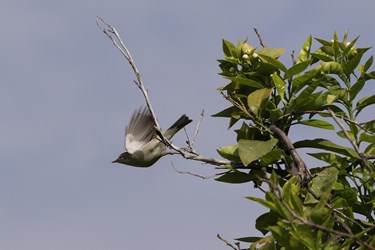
[1,1,375,249]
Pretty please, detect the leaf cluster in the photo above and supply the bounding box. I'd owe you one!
[214,32,375,249]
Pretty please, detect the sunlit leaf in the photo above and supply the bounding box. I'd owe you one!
[299,119,335,130]
[222,39,237,58]
[285,60,312,78]
[297,35,312,63]
[292,66,320,89]
[247,88,274,115]
[216,145,240,161]
[258,54,287,72]
[257,48,286,59]
[272,73,286,103]
[356,95,375,115]
[238,139,278,166]
[294,139,360,159]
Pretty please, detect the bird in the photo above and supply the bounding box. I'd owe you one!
[112,106,192,167]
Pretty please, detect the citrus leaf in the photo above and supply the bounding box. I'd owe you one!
[294,138,360,159]
[297,35,312,63]
[215,171,253,184]
[284,60,312,78]
[257,48,285,58]
[272,73,286,103]
[258,54,287,72]
[299,119,335,130]
[216,145,240,161]
[247,88,273,115]
[238,139,278,166]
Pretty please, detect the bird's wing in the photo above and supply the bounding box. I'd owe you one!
[125,107,156,154]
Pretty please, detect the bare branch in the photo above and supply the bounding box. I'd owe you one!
[269,125,311,182]
[171,162,220,179]
[253,28,266,48]
[217,234,237,250]
[97,16,240,169]
[96,16,161,132]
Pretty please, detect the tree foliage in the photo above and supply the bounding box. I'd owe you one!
[214,32,375,249]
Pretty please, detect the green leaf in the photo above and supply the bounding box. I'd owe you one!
[308,152,349,169]
[257,47,285,59]
[282,177,303,216]
[315,37,332,47]
[233,75,264,88]
[254,212,278,235]
[294,80,319,106]
[272,73,286,103]
[215,171,253,184]
[294,138,360,159]
[259,148,282,166]
[363,55,373,73]
[292,66,320,89]
[212,106,241,118]
[247,88,274,115]
[321,61,343,74]
[310,167,339,200]
[222,39,237,58]
[234,237,263,243]
[363,120,375,133]
[245,196,276,210]
[344,50,365,75]
[257,54,287,72]
[356,95,375,115]
[365,143,375,155]
[299,119,335,130]
[349,78,366,101]
[284,60,312,78]
[216,145,240,161]
[295,92,328,112]
[297,35,312,63]
[311,52,333,62]
[238,139,278,166]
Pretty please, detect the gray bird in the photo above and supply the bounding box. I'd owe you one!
[113,107,192,167]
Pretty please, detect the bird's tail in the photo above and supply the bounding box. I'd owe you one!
[163,114,192,139]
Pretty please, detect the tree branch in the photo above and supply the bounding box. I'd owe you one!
[269,124,311,182]
[97,16,240,169]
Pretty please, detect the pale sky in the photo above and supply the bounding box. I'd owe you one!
[1,1,375,249]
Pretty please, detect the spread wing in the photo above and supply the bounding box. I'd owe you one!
[125,107,156,154]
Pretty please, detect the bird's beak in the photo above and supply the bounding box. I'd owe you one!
[112,158,119,163]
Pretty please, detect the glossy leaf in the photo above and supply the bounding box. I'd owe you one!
[222,39,237,58]
[212,106,241,118]
[257,47,286,59]
[215,171,253,184]
[216,145,240,161]
[297,35,312,63]
[272,73,286,103]
[238,139,278,166]
[284,60,312,78]
[247,88,273,115]
[294,139,360,159]
[356,95,375,115]
[257,54,287,72]
[292,66,320,89]
[349,79,366,101]
[299,119,335,130]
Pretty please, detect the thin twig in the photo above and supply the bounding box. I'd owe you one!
[328,110,372,173]
[96,16,161,132]
[217,234,237,250]
[171,162,220,179]
[253,28,266,48]
[97,16,241,169]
